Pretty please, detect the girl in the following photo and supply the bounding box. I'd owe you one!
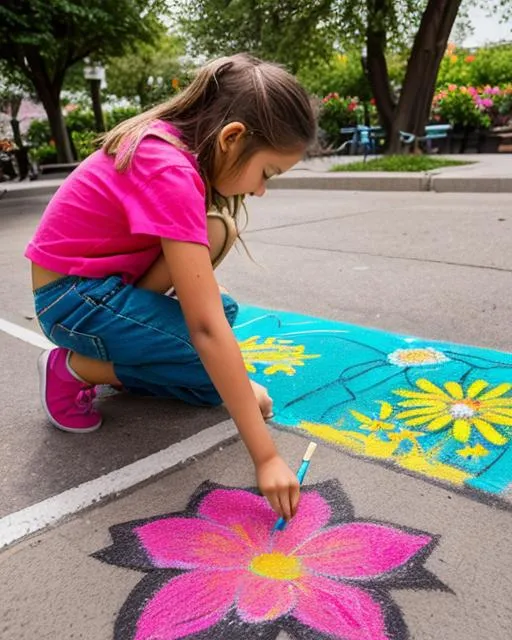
[26,53,316,521]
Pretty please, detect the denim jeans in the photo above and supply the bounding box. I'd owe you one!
[33,275,239,407]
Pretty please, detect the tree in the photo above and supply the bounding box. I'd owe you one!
[174,0,512,152]
[0,1,167,162]
[106,34,187,108]
[174,0,335,74]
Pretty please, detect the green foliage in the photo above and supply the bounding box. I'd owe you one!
[173,0,336,73]
[106,34,187,107]
[107,106,141,129]
[30,143,58,165]
[0,0,169,161]
[318,94,378,146]
[0,1,168,75]
[65,107,96,133]
[432,86,494,129]
[331,156,471,172]
[71,130,98,161]
[298,52,368,98]
[26,119,52,148]
[437,44,512,89]
[470,45,512,87]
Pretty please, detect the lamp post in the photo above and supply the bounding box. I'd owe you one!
[360,45,370,127]
[84,60,106,132]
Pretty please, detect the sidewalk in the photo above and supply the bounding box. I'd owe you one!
[270,153,512,192]
[1,155,511,197]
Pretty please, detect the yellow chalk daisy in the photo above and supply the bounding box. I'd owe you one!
[350,402,396,432]
[239,336,319,376]
[393,379,512,446]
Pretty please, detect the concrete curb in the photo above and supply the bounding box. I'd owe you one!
[1,182,63,200]
[268,172,512,193]
[3,173,512,199]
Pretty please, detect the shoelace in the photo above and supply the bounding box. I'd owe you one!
[76,386,97,414]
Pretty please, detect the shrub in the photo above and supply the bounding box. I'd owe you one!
[30,143,58,165]
[26,119,52,148]
[432,85,492,129]
[71,130,99,160]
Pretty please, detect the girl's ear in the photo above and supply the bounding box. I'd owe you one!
[218,121,247,153]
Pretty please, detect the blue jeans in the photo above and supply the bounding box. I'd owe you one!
[34,275,239,407]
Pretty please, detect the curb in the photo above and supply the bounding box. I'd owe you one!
[3,174,512,199]
[268,172,512,193]
[1,182,62,200]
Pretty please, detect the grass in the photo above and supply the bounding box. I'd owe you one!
[330,155,472,173]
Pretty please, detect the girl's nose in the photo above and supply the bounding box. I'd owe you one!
[252,183,266,197]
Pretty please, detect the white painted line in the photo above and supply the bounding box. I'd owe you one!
[0,317,52,350]
[0,420,237,549]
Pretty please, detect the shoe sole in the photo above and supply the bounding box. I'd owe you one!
[37,350,102,433]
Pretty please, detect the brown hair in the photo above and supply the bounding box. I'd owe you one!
[102,53,316,215]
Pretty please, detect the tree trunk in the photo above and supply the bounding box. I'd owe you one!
[21,50,74,163]
[388,0,463,153]
[38,89,74,163]
[365,0,396,133]
[10,118,23,149]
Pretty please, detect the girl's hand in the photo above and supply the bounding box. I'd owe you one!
[256,455,300,520]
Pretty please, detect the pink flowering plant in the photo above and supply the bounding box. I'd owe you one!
[94,480,445,640]
[432,84,512,128]
[319,94,368,146]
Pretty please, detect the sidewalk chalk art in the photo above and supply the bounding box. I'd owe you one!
[94,481,444,640]
[234,306,512,502]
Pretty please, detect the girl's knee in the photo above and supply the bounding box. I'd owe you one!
[221,293,239,326]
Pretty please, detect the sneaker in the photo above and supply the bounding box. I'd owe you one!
[38,348,103,433]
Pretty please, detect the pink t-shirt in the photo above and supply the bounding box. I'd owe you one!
[25,121,209,283]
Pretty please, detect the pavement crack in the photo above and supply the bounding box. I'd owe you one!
[243,209,380,234]
[249,240,512,274]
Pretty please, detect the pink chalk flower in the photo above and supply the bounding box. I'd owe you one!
[94,481,443,640]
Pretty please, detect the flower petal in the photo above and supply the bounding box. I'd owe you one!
[294,575,388,640]
[444,381,463,399]
[472,418,508,445]
[416,379,451,398]
[351,410,373,425]
[453,419,471,442]
[197,488,275,550]
[479,383,512,400]
[467,380,488,398]
[272,491,332,555]
[426,414,453,431]
[395,407,445,419]
[484,398,512,408]
[482,412,512,427]
[379,402,393,420]
[402,415,442,427]
[297,522,431,578]
[397,399,447,409]
[134,570,239,640]
[236,572,297,622]
[135,517,251,569]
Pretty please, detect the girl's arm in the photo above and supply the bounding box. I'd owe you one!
[162,238,300,520]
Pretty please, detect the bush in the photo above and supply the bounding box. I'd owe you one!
[106,105,141,129]
[432,85,492,129]
[65,106,96,133]
[30,143,58,165]
[26,119,52,148]
[318,94,379,147]
[71,130,99,161]
[437,44,512,90]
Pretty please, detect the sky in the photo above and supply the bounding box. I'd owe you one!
[463,7,511,46]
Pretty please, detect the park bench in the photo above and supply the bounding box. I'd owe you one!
[337,123,452,159]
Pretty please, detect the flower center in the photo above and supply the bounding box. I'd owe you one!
[449,401,479,419]
[250,552,302,581]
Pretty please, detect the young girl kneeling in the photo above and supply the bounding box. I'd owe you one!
[26,53,316,520]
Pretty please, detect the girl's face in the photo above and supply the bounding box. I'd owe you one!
[212,123,304,198]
